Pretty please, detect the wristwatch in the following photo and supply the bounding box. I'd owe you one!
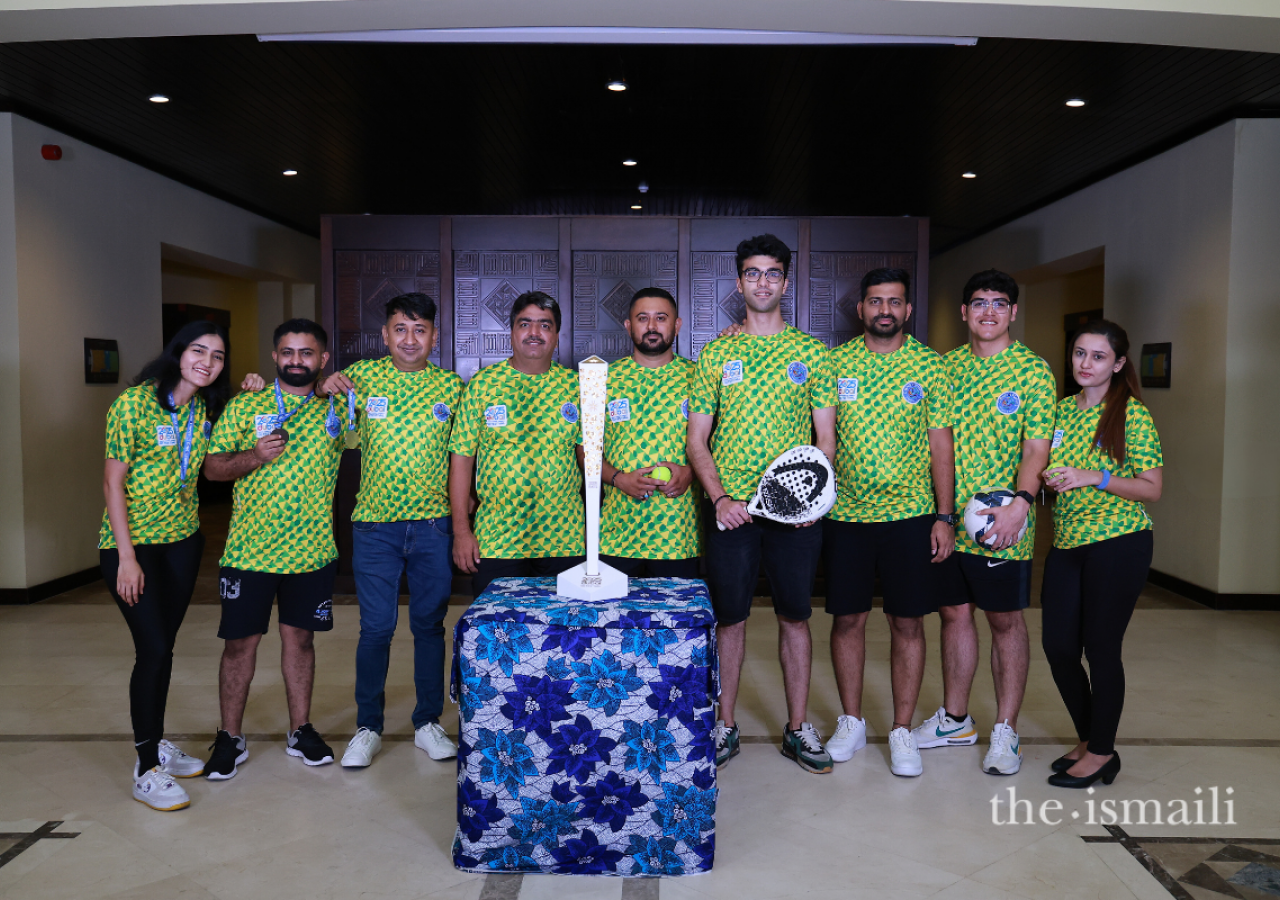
[935,513,960,526]
[1014,490,1037,507]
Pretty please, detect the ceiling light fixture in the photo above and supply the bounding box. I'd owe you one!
[149,94,169,103]
[258,28,978,46]
[631,204,642,210]
[1066,99,1086,107]
[607,80,627,92]
[283,169,298,176]
[962,172,977,179]
[622,159,637,166]
[638,181,649,193]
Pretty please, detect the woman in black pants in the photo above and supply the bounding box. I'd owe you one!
[101,322,233,810]
[1040,320,1162,788]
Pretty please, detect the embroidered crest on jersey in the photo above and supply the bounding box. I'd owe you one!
[997,391,1021,415]
[254,414,278,438]
[722,360,744,386]
[366,397,389,419]
[433,402,451,423]
[787,361,809,385]
[608,398,631,423]
[561,403,579,424]
[484,405,508,428]
[901,381,925,405]
[1052,429,1064,449]
[838,378,859,402]
[681,398,690,420]
[156,424,178,447]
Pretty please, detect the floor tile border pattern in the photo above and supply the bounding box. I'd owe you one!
[1082,826,1280,900]
[0,821,80,869]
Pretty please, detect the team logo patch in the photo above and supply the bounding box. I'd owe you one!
[680,398,690,420]
[202,420,212,439]
[1052,429,1064,449]
[484,405,508,428]
[838,378,859,402]
[254,414,278,438]
[561,403,579,424]
[997,391,1021,415]
[787,361,809,385]
[156,424,177,447]
[608,398,631,423]
[314,598,332,624]
[722,360,744,386]
[366,397,389,419]
[901,381,925,405]
[433,403,451,423]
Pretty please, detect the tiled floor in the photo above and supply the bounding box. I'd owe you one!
[2,533,1279,899]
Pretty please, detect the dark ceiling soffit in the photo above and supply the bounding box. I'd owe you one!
[0,97,319,238]
[933,105,1280,257]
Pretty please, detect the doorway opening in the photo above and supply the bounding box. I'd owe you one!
[1013,247,1105,398]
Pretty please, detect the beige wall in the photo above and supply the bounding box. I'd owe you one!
[0,117,24,589]
[4,112,319,588]
[160,261,259,389]
[930,121,1237,593]
[1020,266,1106,397]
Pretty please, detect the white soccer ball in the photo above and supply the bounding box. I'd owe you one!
[963,490,1029,548]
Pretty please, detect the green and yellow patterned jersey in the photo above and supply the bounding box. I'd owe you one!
[946,341,1056,560]
[1049,395,1162,549]
[449,360,585,559]
[690,326,835,500]
[209,385,344,573]
[600,355,700,560]
[828,335,954,523]
[342,357,463,523]
[99,383,211,549]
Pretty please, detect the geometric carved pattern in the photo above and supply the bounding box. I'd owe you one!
[454,249,559,382]
[570,250,676,365]
[482,280,522,328]
[600,279,635,326]
[690,251,794,360]
[332,249,441,370]
[809,250,918,347]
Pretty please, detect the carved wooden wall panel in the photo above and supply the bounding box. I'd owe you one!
[808,251,919,348]
[689,251,796,361]
[453,250,560,382]
[571,250,678,363]
[333,250,440,370]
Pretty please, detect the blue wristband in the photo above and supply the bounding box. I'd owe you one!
[1095,470,1111,491]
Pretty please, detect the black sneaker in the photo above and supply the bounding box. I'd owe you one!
[206,730,248,781]
[286,723,334,766]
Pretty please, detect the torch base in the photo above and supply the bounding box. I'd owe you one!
[555,560,629,602]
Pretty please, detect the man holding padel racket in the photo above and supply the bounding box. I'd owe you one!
[688,234,838,775]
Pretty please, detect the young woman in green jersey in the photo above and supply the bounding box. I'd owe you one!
[101,322,233,811]
[1040,320,1163,789]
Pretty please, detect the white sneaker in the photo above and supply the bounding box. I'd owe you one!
[983,720,1022,775]
[158,739,205,777]
[132,765,190,811]
[414,722,456,760]
[826,715,867,763]
[889,727,923,777]
[912,706,978,748]
[341,727,383,768]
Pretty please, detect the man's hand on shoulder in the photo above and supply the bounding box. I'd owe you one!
[240,373,267,392]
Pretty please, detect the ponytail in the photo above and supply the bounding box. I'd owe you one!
[1071,319,1141,465]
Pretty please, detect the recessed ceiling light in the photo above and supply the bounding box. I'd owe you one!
[622,159,637,166]
[607,80,627,91]
[283,169,298,176]
[149,94,169,103]
[1066,99,1086,108]
[962,172,977,179]
[631,204,642,209]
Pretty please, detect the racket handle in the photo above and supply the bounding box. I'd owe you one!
[716,520,727,532]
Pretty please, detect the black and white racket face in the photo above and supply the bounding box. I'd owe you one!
[747,446,837,524]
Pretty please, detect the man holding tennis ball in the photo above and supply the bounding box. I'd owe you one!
[599,287,701,578]
[916,269,1055,778]
[687,234,837,775]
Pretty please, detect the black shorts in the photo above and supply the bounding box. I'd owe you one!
[472,556,586,598]
[823,515,938,618]
[217,561,338,640]
[703,502,822,626]
[600,555,701,579]
[934,550,1031,613]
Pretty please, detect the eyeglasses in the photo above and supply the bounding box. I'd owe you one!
[968,299,1011,312]
[741,268,785,284]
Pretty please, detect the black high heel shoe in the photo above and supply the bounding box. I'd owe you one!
[1050,754,1079,773]
[1047,752,1120,788]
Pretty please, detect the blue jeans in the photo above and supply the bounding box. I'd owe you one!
[352,518,453,733]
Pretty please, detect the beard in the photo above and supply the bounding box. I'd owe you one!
[276,363,318,388]
[634,330,674,356]
[864,316,904,338]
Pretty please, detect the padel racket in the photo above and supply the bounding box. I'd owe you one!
[717,445,837,530]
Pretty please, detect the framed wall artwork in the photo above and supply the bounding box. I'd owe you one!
[84,338,119,384]
[1140,342,1171,388]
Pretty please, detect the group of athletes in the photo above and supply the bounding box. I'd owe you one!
[99,232,1162,813]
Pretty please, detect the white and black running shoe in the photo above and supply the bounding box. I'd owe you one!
[286,723,334,766]
[205,730,248,781]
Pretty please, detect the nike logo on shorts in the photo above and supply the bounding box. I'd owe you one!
[987,559,1010,568]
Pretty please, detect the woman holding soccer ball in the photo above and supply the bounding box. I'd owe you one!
[1040,320,1163,788]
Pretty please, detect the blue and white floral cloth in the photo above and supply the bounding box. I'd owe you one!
[450,577,718,876]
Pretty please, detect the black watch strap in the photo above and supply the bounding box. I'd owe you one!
[1015,490,1037,507]
[935,513,960,526]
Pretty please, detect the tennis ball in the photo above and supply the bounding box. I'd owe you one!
[650,466,672,483]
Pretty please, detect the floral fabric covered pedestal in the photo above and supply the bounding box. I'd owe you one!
[450,576,718,876]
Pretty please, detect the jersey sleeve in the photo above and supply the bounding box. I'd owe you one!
[1023,361,1058,441]
[688,346,721,417]
[449,377,483,457]
[926,355,956,429]
[1124,400,1163,472]
[103,390,141,464]
[809,350,837,409]
[208,397,252,455]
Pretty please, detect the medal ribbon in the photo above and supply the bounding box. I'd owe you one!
[273,379,314,429]
[167,392,198,488]
[326,389,358,433]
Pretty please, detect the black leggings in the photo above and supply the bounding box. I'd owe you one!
[100,532,204,771]
[1040,529,1152,756]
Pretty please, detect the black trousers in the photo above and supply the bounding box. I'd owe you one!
[1040,529,1153,756]
[100,532,204,770]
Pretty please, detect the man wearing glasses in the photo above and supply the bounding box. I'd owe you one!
[914,269,1055,777]
[688,234,837,774]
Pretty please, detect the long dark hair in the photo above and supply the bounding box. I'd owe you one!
[1070,319,1142,464]
[133,321,232,420]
